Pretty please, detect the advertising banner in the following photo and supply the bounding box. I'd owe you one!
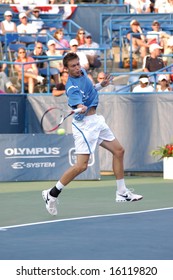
[0,134,100,182]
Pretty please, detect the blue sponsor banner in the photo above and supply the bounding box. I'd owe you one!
[0,134,100,182]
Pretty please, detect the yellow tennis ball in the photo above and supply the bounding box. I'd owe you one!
[57,128,66,135]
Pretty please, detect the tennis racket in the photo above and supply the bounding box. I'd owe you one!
[41,107,82,133]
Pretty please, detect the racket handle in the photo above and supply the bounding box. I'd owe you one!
[72,108,82,113]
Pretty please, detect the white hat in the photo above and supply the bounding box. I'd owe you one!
[19,12,27,19]
[130,19,140,26]
[47,39,56,47]
[149,43,163,53]
[139,77,149,83]
[167,37,173,47]
[158,74,168,81]
[70,39,78,46]
[4,11,12,16]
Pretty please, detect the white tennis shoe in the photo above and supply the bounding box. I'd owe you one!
[42,189,58,215]
[116,188,143,202]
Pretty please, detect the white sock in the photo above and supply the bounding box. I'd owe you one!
[56,181,64,191]
[116,179,127,194]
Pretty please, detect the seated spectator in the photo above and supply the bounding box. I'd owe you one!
[143,43,165,72]
[52,71,68,96]
[124,0,138,13]
[17,12,38,34]
[0,64,18,93]
[75,28,86,46]
[96,71,115,92]
[53,28,70,54]
[29,42,47,69]
[163,36,173,66]
[126,20,149,59]
[79,33,101,69]
[156,74,171,91]
[146,20,170,50]
[163,0,173,13]
[132,74,154,92]
[14,47,44,94]
[136,0,152,13]
[46,39,64,84]
[154,0,168,13]
[1,10,17,35]
[26,7,44,33]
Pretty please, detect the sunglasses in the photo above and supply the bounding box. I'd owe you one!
[19,51,25,54]
[98,77,105,80]
[37,47,43,49]
[79,32,85,34]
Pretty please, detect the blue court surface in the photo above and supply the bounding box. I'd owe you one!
[0,176,173,260]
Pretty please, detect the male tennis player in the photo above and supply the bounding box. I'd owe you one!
[42,53,143,215]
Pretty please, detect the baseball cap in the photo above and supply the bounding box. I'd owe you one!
[47,39,56,47]
[149,43,163,53]
[85,33,92,38]
[130,19,140,26]
[19,12,27,19]
[139,76,149,83]
[4,11,12,16]
[70,39,78,46]
[152,20,160,25]
[33,8,40,12]
[158,74,168,81]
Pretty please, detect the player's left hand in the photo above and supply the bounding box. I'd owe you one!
[100,74,113,87]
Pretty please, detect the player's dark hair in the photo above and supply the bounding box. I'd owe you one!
[63,52,79,68]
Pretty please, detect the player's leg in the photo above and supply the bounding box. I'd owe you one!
[100,138,143,202]
[42,154,90,215]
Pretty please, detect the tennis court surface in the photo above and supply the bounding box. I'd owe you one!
[0,175,173,260]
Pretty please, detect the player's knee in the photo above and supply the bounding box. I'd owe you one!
[115,146,125,159]
[75,162,88,174]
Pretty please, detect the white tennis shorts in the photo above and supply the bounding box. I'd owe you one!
[72,114,115,154]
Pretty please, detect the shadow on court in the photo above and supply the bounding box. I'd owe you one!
[0,176,173,260]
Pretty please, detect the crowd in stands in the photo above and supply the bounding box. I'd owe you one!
[1,2,173,94]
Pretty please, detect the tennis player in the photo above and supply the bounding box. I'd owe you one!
[42,53,143,215]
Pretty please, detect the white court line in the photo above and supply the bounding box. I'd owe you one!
[0,206,173,231]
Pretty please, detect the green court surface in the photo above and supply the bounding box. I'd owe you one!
[0,175,173,228]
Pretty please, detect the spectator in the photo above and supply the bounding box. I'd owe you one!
[46,39,64,84]
[53,28,70,54]
[132,74,154,92]
[52,71,68,96]
[154,0,169,12]
[29,42,47,69]
[0,64,18,93]
[75,28,86,46]
[163,36,173,65]
[79,33,101,69]
[17,12,38,34]
[124,0,138,13]
[143,43,165,72]
[96,71,115,92]
[146,20,170,50]
[14,47,44,94]
[162,0,173,12]
[1,10,17,35]
[156,74,171,91]
[126,19,149,59]
[26,7,44,33]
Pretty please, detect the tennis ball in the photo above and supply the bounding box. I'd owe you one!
[57,128,66,135]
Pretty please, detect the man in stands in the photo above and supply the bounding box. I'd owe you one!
[17,12,37,34]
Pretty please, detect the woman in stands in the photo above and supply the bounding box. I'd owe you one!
[14,47,44,94]
[1,10,17,35]
[75,28,86,46]
[53,28,70,54]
